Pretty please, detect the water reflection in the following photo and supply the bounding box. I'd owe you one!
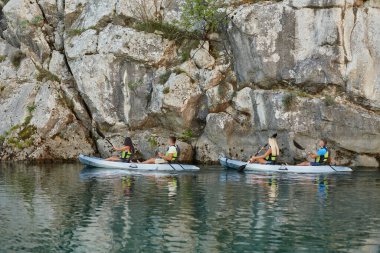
[316,175,329,203]
[0,163,379,253]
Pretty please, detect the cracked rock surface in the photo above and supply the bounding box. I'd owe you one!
[0,0,379,167]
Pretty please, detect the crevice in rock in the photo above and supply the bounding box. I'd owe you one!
[289,5,342,11]
[341,2,348,65]
[54,0,99,154]
[35,0,48,24]
[245,80,380,114]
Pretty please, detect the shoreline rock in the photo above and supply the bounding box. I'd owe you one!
[0,0,379,167]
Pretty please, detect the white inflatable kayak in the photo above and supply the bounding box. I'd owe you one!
[79,154,200,172]
[219,157,352,173]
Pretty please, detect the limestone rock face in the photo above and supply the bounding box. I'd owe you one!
[191,42,215,70]
[2,0,51,62]
[0,33,94,160]
[196,89,380,164]
[227,0,380,109]
[0,0,379,166]
[162,73,202,126]
[97,24,176,65]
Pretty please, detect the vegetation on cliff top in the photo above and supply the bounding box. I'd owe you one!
[133,0,226,43]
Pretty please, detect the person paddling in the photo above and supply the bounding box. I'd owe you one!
[106,137,134,163]
[141,136,178,164]
[297,139,329,166]
[248,137,279,164]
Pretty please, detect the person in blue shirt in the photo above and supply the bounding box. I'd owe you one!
[297,139,330,166]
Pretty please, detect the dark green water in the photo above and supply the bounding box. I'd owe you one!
[0,163,380,253]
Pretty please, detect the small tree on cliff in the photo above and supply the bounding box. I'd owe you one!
[179,0,226,39]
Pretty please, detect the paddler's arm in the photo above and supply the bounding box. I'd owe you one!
[307,152,318,159]
[113,146,131,151]
[158,152,173,161]
[254,148,272,159]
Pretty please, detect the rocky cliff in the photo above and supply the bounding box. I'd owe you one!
[0,0,379,167]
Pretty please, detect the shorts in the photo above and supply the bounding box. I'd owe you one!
[120,158,130,163]
[155,158,168,164]
[310,162,321,166]
[265,161,275,165]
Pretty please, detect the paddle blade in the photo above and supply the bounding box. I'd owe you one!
[293,140,305,150]
[95,128,106,139]
[238,165,246,172]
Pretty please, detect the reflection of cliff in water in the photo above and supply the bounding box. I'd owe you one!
[0,163,379,252]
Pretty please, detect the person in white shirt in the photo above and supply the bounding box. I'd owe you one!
[141,136,178,164]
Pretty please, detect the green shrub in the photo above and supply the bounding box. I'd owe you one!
[20,20,29,29]
[180,0,226,36]
[159,71,172,84]
[30,15,44,26]
[27,104,36,114]
[0,55,6,62]
[128,80,143,90]
[0,135,5,143]
[1,120,36,149]
[10,125,20,131]
[324,95,336,107]
[134,21,201,45]
[23,115,32,125]
[10,50,26,68]
[296,91,311,98]
[180,129,193,142]
[24,138,34,147]
[148,136,158,148]
[163,87,170,94]
[7,137,17,145]
[282,93,296,111]
[67,28,86,37]
[36,66,60,82]
[173,68,185,75]
[18,125,36,140]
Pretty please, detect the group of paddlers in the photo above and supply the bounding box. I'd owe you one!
[106,136,179,164]
[248,136,330,166]
[106,135,330,167]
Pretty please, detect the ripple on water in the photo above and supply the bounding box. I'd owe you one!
[1,165,380,252]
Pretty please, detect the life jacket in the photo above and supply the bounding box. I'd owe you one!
[264,146,277,162]
[121,150,132,160]
[315,147,329,163]
[264,153,277,162]
[166,145,179,161]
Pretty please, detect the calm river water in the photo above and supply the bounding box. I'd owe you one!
[0,162,379,253]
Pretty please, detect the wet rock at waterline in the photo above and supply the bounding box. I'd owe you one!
[0,0,379,167]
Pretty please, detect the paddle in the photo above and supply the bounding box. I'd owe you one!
[238,133,278,172]
[165,145,186,171]
[293,140,305,151]
[156,149,179,171]
[96,129,113,147]
[292,140,337,172]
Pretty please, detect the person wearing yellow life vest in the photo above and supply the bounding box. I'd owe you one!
[141,136,178,164]
[248,137,280,164]
[106,137,134,163]
[297,139,329,166]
